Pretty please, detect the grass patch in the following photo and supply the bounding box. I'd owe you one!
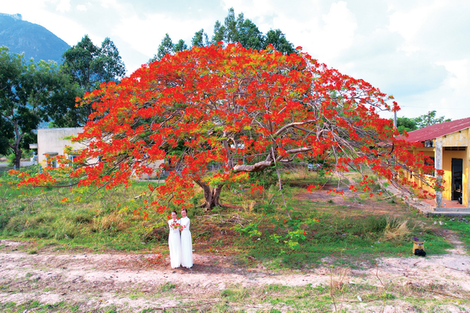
[232,204,451,269]
[0,167,455,269]
[160,282,176,292]
[0,300,69,313]
[437,216,470,249]
[0,180,166,252]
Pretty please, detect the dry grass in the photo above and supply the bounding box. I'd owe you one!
[383,218,411,241]
[93,213,130,232]
[241,200,256,213]
[285,168,310,180]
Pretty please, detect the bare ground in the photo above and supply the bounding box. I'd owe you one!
[1,187,469,312]
[0,234,469,312]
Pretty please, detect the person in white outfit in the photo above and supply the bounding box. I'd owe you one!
[168,211,182,268]
[180,208,193,268]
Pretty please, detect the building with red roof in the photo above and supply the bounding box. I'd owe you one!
[405,117,470,208]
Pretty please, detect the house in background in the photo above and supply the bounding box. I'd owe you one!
[37,127,84,167]
[405,117,470,208]
[36,127,163,179]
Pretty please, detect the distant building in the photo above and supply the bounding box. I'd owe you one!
[37,128,84,167]
[405,117,470,207]
[36,127,163,179]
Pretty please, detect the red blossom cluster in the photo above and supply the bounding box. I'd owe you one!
[250,183,265,196]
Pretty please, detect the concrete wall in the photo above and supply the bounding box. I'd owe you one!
[440,130,469,206]
[410,147,435,194]
[37,127,164,180]
[441,129,469,146]
[37,128,84,167]
[442,149,467,205]
[135,160,165,179]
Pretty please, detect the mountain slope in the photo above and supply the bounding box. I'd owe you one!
[0,13,70,63]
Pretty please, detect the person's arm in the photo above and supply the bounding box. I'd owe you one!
[181,218,189,229]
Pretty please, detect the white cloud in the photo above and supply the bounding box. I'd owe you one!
[436,60,470,93]
[220,0,357,63]
[1,0,47,16]
[379,0,470,119]
[388,0,470,59]
[37,12,93,45]
[56,0,71,13]
[388,1,443,55]
[99,0,118,9]
[76,5,87,11]
[113,11,214,61]
[320,2,357,53]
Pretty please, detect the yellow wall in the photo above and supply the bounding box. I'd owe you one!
[440,130,469,206]
[442,150,467,204]
[406,129,470,207]
[441,129,469,146]
[406,148,434,193]
[439,130,469,206]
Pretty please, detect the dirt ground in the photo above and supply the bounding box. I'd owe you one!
[295,188,407,217]
[1,189,470,312]
[0,234,469,312]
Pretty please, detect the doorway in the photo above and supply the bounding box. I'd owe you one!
[451,158,463,204]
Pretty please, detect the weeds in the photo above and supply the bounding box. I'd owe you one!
[438,216,470,249]
[382,218,411,241]
[160,282,176,292]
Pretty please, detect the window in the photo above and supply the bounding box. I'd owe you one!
[444,147,466,151]
[44,152,58,168]
[68,154,79,168]
[425,156,435,177]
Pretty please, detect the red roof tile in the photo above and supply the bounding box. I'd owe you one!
[405,117,470,142]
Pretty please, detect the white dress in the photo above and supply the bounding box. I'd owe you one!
[180,216,193,268]
[168,219,182,268]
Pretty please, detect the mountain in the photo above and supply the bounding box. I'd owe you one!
[0,13,70,64]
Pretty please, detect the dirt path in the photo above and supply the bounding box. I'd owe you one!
[1,237,470,312]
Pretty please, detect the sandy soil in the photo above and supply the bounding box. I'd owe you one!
[1,235,469,312]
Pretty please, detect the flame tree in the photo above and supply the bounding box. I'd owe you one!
[18,44,438,211]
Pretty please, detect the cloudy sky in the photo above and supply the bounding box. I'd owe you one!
[2,0,469,121]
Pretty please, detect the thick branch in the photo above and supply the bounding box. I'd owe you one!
[273,120,316,137]
[233,146,313,173]
[232,160,273,173]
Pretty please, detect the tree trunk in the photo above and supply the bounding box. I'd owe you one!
[9,121,23,169]
[14,146,21,169]
[194,180,224,211]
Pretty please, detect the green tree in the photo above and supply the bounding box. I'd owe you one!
[44,74,82,128]
[264,29,295,54]
[395,117,418,134]
[0,114,13,156]
[414,110,451,129]
[212,7,238,43]
[237,17,264,51]
[156,8,295,56]
[152,35,190,62]
[59,35,126,126]
[212,20,225,44]
[152,33,174,62]
[0,47,68,168]
[191,29,209,47]
[211,8,294,53]
[173,39,188,53]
